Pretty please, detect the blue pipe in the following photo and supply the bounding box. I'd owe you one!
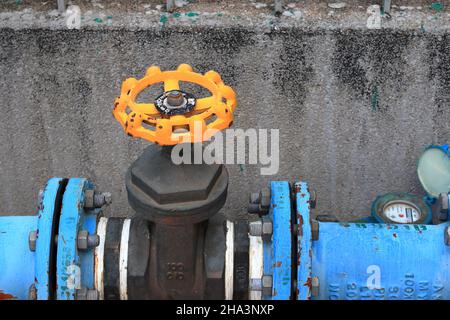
[0,178,98,300]
[0,216,37,299]
[292,182,450,300]
[311,221,450,300]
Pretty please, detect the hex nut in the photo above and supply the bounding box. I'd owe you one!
[249,192,261,204]
[439,193,449,221]
[309,189,317,209]
[311,221,319,241]
[445,227,450,246]
[37,189,44,211]
[84,189,95,208]
[77,230,99,250]
[260,189,271,211]
[262,221,273,235]
[87,234,100,247]
[29,230,37,252]
[249,220,273,237]
[247,189,271,215]
[86,289,99,300]
[262,275,273,288]
[249,278,262,291]
[311,277,320,297]
[75,287,99,300]
[94,192,112,207]
[249,221,263,236]
[85,190,112,209]
[262,275,273,296]
[440,193,449,212]
[28,284,37,300]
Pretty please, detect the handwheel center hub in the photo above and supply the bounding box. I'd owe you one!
[155,90,196,116]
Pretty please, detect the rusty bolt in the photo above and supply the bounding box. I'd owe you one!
[311,277,320,297]
[309,189,317,209]
[77,230,100,250]
[37,189,44,211]
[445,227,450,246]
[260,189,271,211]
[166,90,185,107]
[247,188,271,215]
[438,193,449,221]
[262,275,273,296]
[75,287,99,300]
[94,192,112,207]
[311,221,319,241]
[29,230,37,252]
[28,284,37,300]
[84,190,112,209]
[84,189,95,208]
[249,192,260,204]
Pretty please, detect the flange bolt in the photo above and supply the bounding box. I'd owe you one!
[445,227,450,246]
[75,287,99,300]
[84,190,112,209]
[29,230,37,252]
[28,284,37,300]
[77,230,100,250]
[247,189,271,215]
[262,275,273,296]
[249,220,273,237]
[438,193,449,222]
[309,189,317,209]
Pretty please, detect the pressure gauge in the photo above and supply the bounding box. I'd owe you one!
[371,192,432,224]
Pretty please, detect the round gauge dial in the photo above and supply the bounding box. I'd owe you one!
[371,192,432,225]
[382,201,421,224]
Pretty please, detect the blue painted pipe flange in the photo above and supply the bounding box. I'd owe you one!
[56,178,99,300]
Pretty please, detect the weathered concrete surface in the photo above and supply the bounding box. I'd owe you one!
[0,3,449,220]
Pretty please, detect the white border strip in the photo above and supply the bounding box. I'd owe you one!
[94,217,108,300]
[248,235,263,300]
[119,219,131,300]
[224,220,234,300]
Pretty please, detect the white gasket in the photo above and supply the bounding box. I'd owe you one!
[119,219,131,300]
[248,235,264,300]
[94,217,108,300]
[224,220,234,300]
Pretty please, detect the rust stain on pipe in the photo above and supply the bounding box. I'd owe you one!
[0,290,15,300]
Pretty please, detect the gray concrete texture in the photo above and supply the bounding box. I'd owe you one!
[0,2,449,221]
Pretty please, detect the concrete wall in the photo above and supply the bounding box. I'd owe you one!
[0,22,449,220]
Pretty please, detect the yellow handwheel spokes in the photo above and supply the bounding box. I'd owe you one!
[113,64,237,146]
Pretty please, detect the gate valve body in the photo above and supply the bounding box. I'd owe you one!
[113,64,237,145]
[109,65,240,299]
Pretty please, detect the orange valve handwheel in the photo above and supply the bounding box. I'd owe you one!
[113,64,237,146]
